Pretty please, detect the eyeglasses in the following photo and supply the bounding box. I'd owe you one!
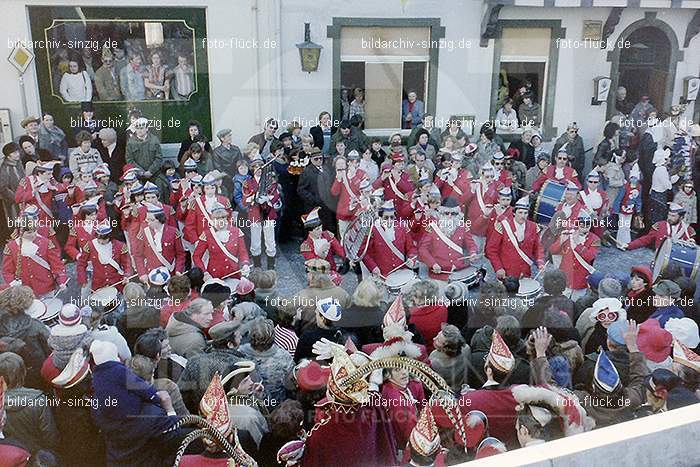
[493,162,504,166]
[588,180,599,184]
[557,157,568,161]
[596,310,619,322]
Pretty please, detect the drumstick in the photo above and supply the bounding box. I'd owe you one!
[603,231,626,250]
[384,259,412,278]
[93,274,140,293]
[52,279,70,298]
[533,260,549,281]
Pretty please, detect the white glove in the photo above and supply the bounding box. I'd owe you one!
[312,338,341,361]
[241,264,251,276]
[9,280,22,287]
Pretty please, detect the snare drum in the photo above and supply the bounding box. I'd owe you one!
[448,267,480,289]
[534,180,567,225]
[41,298,63,327]
[652,238,700,281]
[224,278,240,294]
[517,278,542,302]
[385,269,418,295]
[89,286,121,313]
[26,299,46,320]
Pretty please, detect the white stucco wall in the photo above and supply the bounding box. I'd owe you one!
[1,0,698,150]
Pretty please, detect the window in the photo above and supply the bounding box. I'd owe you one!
[339,26,430,131]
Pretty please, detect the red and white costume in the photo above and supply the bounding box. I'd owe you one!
[193,225,250,280]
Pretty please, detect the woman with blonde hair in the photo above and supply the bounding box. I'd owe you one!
[336,279,386,345]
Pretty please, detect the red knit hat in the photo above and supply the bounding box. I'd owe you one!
[637,319,673,363]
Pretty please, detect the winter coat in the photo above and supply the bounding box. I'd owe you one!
[594,138,616,167]
[177,347,245,413]
[553,133,585,176]
[467,326,531,387]
[165,312,207,358]
[429,346,471,393]
[0,158,25,210]
[117,304,161,350]
[0,313,51,391]
[239,343,294,407]
[3,387,59,454]
[91,360,180,466]
[125,132,163,176]
[673,190,697,224]
[518,103,541,128]
[574,349,630,391]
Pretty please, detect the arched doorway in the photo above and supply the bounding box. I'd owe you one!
[618,27,671,112]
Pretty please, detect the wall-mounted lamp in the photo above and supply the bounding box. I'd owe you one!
[681,76,700,104]
[296,23,322,73]
[591,76,611,105]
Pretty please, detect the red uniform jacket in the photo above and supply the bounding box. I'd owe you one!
[193,227,250,279]
[555,200,586,230]
[331,169,366,221]
[184,195,232,243]
[532,166,581,192]
[15,176,65,222]
[362,224,417,277]
[486,217,544,278]
[418,224,477,281]
[434,169,471,204]
[580,188,609,218]
[628,221,695,250]
[77,239,131,291]
[300,231,345,271]
[373,173,413,219]
[132,225,186,276]
[242,176,280,222]
[2,235,66,296]
[135,202,177,227]
[466,181,499,237]
[550,232,600,289]
[65,224,96,261]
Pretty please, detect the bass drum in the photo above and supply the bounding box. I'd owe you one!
[533,180,567,225]
[652,238,700,281]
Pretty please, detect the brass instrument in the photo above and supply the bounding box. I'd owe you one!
[254,158,278,206]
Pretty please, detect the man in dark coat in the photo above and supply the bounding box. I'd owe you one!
[97,128,126,184]
[297,148,337,234]
[552,123,586,184]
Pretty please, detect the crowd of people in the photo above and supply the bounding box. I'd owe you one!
[0,90,699,467]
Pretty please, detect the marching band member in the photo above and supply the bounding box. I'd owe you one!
[138,182,177,227]
[612,173,642,245]
[549,211,600,301]
[361,200,417,278]
[622,202,695,250]
[112,167,140,217]
[120,181,145,260]
[242,157,281,269]
[175,174,203,224]
[555,181,586,231]
[193,201,251,281]
[418,197,477,282]
[77,220,131,294]
[486,196,544,279]
[300,207,346,272]
[65,201,99,261]
[15,161,64,224]
[2,206,67,297]
[485,185,514,237]
[466,163,499,253]
[579,171,609,237]
[76,180,108,221]
[184,172,232,244]
[373,152,413,220]
[331,151,366,240]
[531,148,581,192]
[434,152,470,204]
[8,205,60,250]
[491,151,514,188]
[133,203,186,284]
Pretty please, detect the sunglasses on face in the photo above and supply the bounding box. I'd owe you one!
[596,310,619,322]
[493,162,503,166]
[557,157,568,161]
[589,180,599,184]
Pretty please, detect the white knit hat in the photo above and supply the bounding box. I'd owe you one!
[90,340,119,365]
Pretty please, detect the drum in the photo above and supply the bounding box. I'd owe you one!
[224,278,240,294]
[534,180,567,225]
[40,298,63,327]
[26,299,46,320]
[652,238,700,281]
[448,267,480,289]
[89,286,121,313]
[385,269,418,295]
[516,278,542,302]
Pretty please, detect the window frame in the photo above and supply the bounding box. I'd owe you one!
[489,20,565,141]
[328,17,445,137]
